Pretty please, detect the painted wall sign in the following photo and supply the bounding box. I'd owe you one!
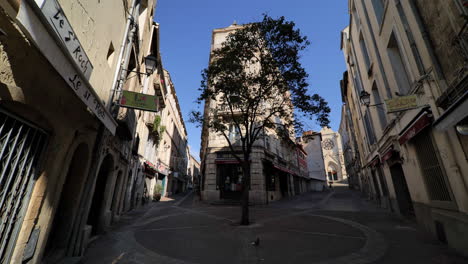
[120,90,159,112]
[385,95,418,113]
[39,0,94,79]
[17,1,117,134]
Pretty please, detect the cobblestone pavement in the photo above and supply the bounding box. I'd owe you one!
[81,185,467,264]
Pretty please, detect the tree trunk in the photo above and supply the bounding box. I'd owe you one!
[240,156,251,225]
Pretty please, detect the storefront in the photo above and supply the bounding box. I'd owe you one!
[216,162,243,200]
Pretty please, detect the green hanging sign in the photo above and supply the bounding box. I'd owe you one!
[119,90,159,112]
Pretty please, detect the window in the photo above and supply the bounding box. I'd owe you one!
[387,33,412,94]
[106,42,115,68]
[352,2,361,29]
[359,33,372,71]
[396,1,424,75]
[371,0,385,25]
[372,82,387,129]
[364,109,376,145]
[228,124,240,141]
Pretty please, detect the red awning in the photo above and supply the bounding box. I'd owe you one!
[273,164,296,175]
[381,147,395,163]
[398,112,433,145]
[145,161,157,170]
[369,156,380,168]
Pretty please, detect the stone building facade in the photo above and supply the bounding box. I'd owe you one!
[156,69,189,197]
[199,24,307,204]
[320,127,347,183]
[0,0,160,263]
[341,0,468,256]
[188,154,201,190]
[298,131,327,191]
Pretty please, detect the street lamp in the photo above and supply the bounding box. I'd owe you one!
[359,90,371,107]
[359,90,383,108]
[124,54,158,77]
[144,55,158,75]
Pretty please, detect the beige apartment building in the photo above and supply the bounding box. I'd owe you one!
[155,69,189,197]
[188,154,201,190]
[199,24,309,204]
[341,0,468,256]
[0,0,159,263]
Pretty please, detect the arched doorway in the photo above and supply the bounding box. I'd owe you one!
[110,170,123,223]
[87,154,113,235]
[44,143,89,260]
[122,169,132,212]
[327,163,338,181]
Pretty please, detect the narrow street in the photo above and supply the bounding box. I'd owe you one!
[82,185,467,264]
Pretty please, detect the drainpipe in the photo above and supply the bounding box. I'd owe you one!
[106,0,139,110]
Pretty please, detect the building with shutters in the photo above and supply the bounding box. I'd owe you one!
[340,0,468,256]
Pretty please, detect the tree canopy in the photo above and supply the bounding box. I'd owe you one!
[192,14,330,160]
[191,14,330,225]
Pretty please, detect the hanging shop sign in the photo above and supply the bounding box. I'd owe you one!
[385,95,418,113]
[17,0,117,134]
[119,90,159,112]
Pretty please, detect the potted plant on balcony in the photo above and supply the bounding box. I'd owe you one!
[151,115,166,146]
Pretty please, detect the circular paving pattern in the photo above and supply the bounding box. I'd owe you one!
[132,208,387,264]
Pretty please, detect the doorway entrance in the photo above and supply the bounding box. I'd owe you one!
[45,143,89,260]
[279,172,288,198]
[389,163,414,216]
[87,154,113,235]
[218,164,242,200]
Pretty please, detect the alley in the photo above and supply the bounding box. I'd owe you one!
[82,185,467,264]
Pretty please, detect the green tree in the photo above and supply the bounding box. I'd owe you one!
[191,15,330,225]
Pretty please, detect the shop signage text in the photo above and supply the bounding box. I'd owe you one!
[385,95,418,113]
[120,91,159,112]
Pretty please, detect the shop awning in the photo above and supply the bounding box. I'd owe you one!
[381,147,395,163]
[273,164,296,175]
[144,161,157,176]
[370,156,380,167]
[398,111,433,145]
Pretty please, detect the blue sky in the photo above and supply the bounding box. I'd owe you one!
[154,1,349,161]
